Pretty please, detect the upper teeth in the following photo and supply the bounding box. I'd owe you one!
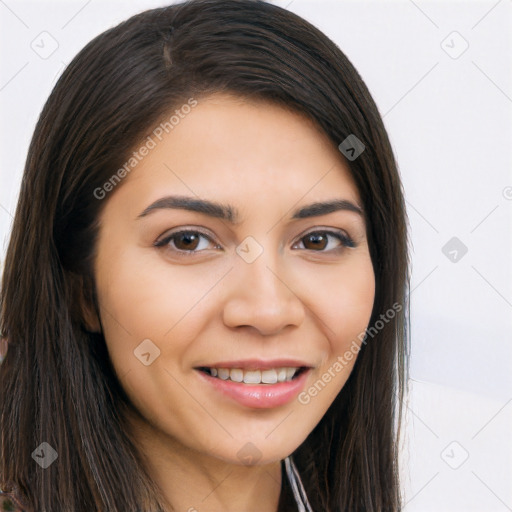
[209,367,299,384]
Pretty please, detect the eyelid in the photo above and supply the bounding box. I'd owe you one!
[153,227,218,248]
[293,227,356,249]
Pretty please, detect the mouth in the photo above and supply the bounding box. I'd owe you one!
[196,366,308,385]
[194,361,312,409]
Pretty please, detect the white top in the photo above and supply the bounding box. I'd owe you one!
[284,455,314,512]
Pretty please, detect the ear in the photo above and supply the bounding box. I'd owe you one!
[69,272,102,333]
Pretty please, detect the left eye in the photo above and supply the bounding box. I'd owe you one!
[293,230,354,252]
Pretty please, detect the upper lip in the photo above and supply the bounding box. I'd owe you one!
[195,358,313,370]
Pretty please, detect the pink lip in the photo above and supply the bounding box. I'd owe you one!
[195,368,311,409]
[196,358,311,370]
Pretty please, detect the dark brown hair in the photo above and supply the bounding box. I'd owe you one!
[0,1,410,510]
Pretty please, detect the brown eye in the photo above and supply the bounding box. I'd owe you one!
[154,230,218,255]
[173,232,201,251]
[295,230,355,252]
[302,232,328,250]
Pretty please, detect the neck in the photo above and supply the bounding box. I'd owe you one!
[126,410,283,512]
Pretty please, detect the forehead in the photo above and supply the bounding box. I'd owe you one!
[103,93,362,219]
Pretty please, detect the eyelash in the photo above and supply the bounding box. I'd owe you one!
[154,228,356,256]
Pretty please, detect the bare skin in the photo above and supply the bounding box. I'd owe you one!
[88,93,375,511]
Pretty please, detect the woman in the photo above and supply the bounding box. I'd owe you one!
[0,0,409,510]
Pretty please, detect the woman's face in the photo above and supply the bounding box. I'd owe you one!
[92,93,375,465]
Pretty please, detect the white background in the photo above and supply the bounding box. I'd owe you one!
[1,1,511,510]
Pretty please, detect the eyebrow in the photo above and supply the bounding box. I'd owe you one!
[137,195,363,222]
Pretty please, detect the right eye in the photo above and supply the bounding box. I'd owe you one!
[154,229,221,256]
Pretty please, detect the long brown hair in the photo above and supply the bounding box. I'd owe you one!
[0,1,410,510]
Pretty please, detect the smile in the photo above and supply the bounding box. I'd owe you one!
[195,363,312,409]
[198,366,305,384]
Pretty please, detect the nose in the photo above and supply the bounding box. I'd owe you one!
[222,251,305,336]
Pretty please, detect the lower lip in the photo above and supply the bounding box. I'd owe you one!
[195,369,311,409]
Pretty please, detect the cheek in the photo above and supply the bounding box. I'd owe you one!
[296,254,375,403]
[94,248,229,366]
[301,255,375,349]
[333,265,375,349]
[93,250,220,426]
